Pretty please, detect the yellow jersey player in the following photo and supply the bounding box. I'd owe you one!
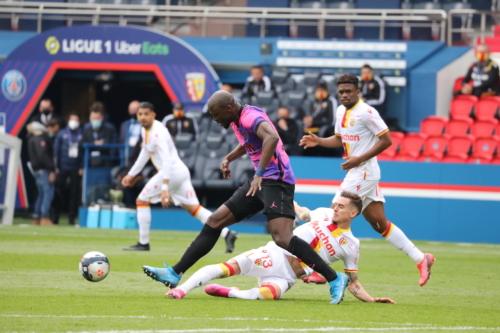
[300,74,434,286]
[121,102,237,252]
[166,191,395,304]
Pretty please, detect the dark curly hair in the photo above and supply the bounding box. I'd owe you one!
[336,74,359,88]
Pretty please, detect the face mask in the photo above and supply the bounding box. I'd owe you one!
[41,109,51,116]
[362,74,372,82]
[91,120,102,129]
[315,91,328,100]
[477,52,489,62]
[48,131,54,138]
[68,120,79,130]
[173,110,184,119]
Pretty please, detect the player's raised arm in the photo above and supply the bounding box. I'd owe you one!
[293,201,311,222]
[346,272,395,304]
[300,131,343,149]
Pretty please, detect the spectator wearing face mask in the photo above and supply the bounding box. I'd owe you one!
[30,98,65,128]
[303,82,337,134]
[82,105,118,166]
[162,102,199,141]
[461,44,500,98]
[119,100,141,149]
[359,64,387,117]
[52,113,83,225]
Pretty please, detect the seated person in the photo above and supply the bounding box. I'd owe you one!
[273,107,301,156]
[162,102,198,141]
[461,44,499,97]
[303,82,336,134]
[163,192,395,304]
[360,64,387,117]
[242,66,273,100]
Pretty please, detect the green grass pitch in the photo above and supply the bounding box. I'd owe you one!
[1,223,499,332]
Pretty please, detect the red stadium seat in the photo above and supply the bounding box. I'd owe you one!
[466,156,492,164]
[399,133,426,155]
[471,119,499,138]
[447,135,475,156]
[417,154,443,163]
[445,118,473,136]
[390,131,405,140]
[480,95,500,104]
[420,116,448,136]
[491,157,500,165]
[453,76,464,95]
[379,131,405,158]
[450,99,475,120]
[471,137,499,159]
[377,154,394,161]
[475,100,499,121]
[393,154,418,162]
[454,95,478,103]
[442,153,468,163]
[421,134,450,158]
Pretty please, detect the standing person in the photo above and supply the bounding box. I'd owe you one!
[30,98,65,128]
[166,193,394,305]
[461,44,500,97]
[162,103,199,141]
[242,66,273,100]
[142,91,349,305]
[52,113,83,225]
[119,100,141,149]
[121,102,238,252]
[82,108,117,167]
[300,74,435,286]
[359,64,387,118]
[27,121,56,226]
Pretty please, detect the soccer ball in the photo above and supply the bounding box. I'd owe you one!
[79,251,110,282]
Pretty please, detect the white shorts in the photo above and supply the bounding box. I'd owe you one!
[333,179,385,211]
[231,241,297,294]
[138,166,199,206]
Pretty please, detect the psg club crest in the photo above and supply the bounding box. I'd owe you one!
[1,70,27,102]
[185,72,205,102]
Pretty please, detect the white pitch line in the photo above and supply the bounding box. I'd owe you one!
[0,315,154,319]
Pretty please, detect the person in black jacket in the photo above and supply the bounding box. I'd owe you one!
[52,113,83,225]
[27,121,56,226]
[242,66,273,100]
[273,107,301,156]
[461,44,500,97]
[303,82,336,133]
[82,108,118,167]
[360,64,387,117]
[162,103,198,141]
[30,98,65,128]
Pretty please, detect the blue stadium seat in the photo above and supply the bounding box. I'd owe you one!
[296,70,324,95]
[326,1,355,9]
[252,91,280,121]
[281,90,312,120]
[203,159,234,190]
[231,155,255,188]
[174,133,198,176]
[272,69,296,99]
[198,135,230,159]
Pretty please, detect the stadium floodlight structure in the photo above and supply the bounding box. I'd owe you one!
[0,132,22,226]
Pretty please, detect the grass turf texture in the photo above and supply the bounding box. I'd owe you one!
[1,223,499,332]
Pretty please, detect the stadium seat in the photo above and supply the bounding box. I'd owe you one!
[421,134,450,159]
[442,154,468,163]
[453,76,465,95]
[197,115,213,142]
[395,133,427,158]
[490,157,500,165]
[378,131,404,159]
[471,137,499,159]
[252,91,280,121]
[272,69,296,99]
[174,133,198,176]
[393,154,418,162]
[475,99,499,121]
[466,156,492,164]
[454,95,478,103]
[203,158,234,190]
[471,119,498,138]
[447,135,475,156]
[417,154,443,163]
[326,1,355,9]
[231,155,255,187]
[445,118,473,136]
[296,70,323,95]
[420,116,448,136]
[198,135,230,159]
[450,98,475,119]
[479,95,500,104]
[377,154,394,161]
[281,90,312,119]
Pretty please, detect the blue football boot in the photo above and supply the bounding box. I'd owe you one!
[142,263,181,288]
[329,273,349,304]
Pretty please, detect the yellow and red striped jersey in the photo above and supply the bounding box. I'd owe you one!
[293,208,360,273]
[334,99,388,181]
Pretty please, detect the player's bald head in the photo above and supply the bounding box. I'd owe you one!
[207,90,239,129]
[207,90,235,113]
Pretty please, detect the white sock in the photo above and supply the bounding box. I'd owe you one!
[177,264,225,295]
[137,205,151,245]
[383,222,424,264]
[192,205,230,238]
[229,288,263,300]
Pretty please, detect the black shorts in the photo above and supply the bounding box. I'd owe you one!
[224,178,295,222]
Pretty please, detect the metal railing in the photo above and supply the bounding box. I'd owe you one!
[0,2,447,40]
[448,9,500,46]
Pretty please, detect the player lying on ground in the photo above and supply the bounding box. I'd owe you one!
[300,74,434,286]
[121,102,237,252]
[142,91,348,305]
[165,191,394,304]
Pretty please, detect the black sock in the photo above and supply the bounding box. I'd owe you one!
[287,235,338,282]
[172,224,221,275]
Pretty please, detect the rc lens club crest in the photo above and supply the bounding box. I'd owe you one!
[46,37,60,55]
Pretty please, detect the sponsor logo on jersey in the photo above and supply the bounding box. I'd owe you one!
[339,237,347,246]
[342,133,360,141]
[310,221,336,256]
[254,258,262,266]
[186,72,205,102]
[240,130,248,139]
[1,70,27,102]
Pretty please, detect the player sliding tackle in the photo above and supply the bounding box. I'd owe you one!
[121,102,237,252]
[143,90,349,304]
[300,74,434,286]
[166,192,395,304]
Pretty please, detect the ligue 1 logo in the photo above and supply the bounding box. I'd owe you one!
[45,36,60,55]
[1,70,27,102]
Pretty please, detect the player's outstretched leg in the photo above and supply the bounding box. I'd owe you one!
[184,204,238,253]
[123,201,151,251]
[268,217,346,304]
[363,202,435,286]
[166,262,238,299]
[142,205,236,288]
[206,283,283,300]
